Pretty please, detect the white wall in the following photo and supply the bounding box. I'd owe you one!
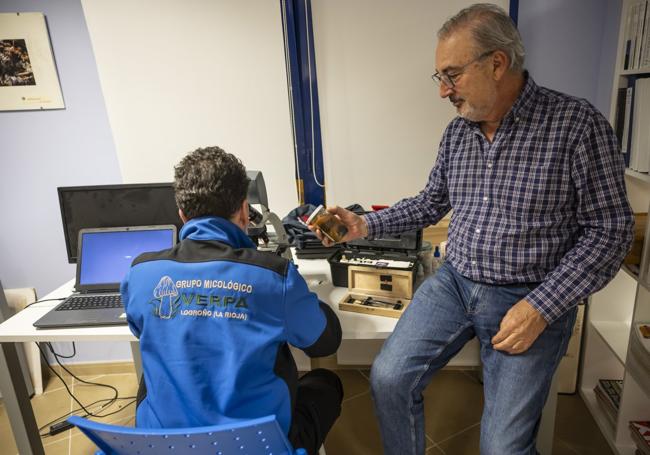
[81,0,299,217]
[311,0,624,210]
[312,0,508,209]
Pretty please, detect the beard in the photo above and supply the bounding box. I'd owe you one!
[452,87,498,122]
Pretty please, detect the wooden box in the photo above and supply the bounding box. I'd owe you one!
[338,265,413,318]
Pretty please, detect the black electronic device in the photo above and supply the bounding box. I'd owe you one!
[244,170,291,258]
[58,183,182,263]
[328,229,422,288]
[246,170,269,208]
[34,225,177,329]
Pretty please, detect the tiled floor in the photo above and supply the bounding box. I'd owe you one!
[0,364,613,454]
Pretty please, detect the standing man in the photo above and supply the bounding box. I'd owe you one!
[122,147,343,455]
[310,4,633,454]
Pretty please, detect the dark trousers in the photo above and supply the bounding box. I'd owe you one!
[136,367,343,455]
[289,368,343,455]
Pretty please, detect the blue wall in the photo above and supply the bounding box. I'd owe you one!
[0,0,120,297]
[518,0,621,116]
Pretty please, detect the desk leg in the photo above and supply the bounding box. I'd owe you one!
[130,341,142,379]
[0,342,44,455]
[537,370,559,455]
[17,342,35,397]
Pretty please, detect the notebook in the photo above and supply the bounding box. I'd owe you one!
[34,225,177,329]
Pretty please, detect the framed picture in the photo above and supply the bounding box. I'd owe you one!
[0,12,64,110]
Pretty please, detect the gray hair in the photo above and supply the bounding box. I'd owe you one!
[438,3,525,72]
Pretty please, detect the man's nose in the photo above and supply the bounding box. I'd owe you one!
[439,83,454,98]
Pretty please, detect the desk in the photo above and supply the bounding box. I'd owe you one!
[0,258,558,455]
[293,255,481,367]
[0,279,141,455]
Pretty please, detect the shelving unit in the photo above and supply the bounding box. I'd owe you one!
[579,2,650,453]
[591,320,632,364]
[581,216,650,455]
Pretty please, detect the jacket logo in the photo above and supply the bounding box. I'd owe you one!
[152,276,180,319]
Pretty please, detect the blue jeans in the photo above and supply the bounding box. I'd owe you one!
[370,262,577,455]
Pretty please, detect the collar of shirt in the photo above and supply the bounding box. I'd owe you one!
[179,216,256,249]
[462,71,538,136]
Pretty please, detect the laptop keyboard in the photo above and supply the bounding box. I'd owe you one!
[56,294,123,311]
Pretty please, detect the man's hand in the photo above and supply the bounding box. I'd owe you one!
[307,206,368,247]
[492,300,548,355]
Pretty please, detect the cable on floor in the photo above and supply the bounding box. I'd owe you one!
[35,342,137,437]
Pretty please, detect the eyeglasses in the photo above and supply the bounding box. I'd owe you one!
[431,50,494,88]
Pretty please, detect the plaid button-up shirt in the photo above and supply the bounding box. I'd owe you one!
[365,75,634,323]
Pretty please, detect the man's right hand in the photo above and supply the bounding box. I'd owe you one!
[307,206,368,247]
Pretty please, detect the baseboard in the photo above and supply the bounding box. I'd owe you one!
[48,361,136,377]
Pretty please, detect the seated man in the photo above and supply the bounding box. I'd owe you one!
[121,146,343,454]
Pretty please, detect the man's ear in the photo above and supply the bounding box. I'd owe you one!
[230,199,249,230]
[178,208,188,224]
[491,50,509,80]
[239,199,249,228]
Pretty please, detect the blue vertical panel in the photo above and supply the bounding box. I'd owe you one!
[509,0,519,25]
[280,1,308,203]
[281,0,325,206]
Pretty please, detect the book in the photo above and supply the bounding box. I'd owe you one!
[635,1,648,69]
[627,323,650,401]
[631,2,640,69]
[623,85,635,160]
[639,1,650,68]
[626,3,635,69]
[616,87,629,149]
[635,323,650,349]
[599,379,624,408]
[635,2,642,69]
[594,379,622,427]
[641,324,650,338]
[629,421,650,455]
[630,78,650,172]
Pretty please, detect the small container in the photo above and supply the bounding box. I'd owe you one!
[307,205,348,243]
[432,246,443,273]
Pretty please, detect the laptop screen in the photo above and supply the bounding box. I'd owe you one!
[78,228,175,287]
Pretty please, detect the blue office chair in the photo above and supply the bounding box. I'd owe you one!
[68,414,307,455]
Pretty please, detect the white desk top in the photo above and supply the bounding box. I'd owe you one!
[0,279,136,342]
[0,254,398,343]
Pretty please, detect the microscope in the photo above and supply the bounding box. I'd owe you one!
[246,171,292,260]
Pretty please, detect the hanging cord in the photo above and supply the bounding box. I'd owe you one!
[36,342,118,416]
[281,0,302,186]
[38,396,137,438]
[21,298,64,309]
[303,0,325,188]
[35,342,135,436]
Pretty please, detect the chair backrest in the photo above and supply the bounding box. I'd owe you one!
[68,414,307,455]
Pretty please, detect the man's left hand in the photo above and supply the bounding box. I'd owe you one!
[491,300,548,355]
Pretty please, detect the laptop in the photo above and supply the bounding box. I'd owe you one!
[34,225,177,329]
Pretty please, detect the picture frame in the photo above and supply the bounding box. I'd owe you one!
[0,12,64,111]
